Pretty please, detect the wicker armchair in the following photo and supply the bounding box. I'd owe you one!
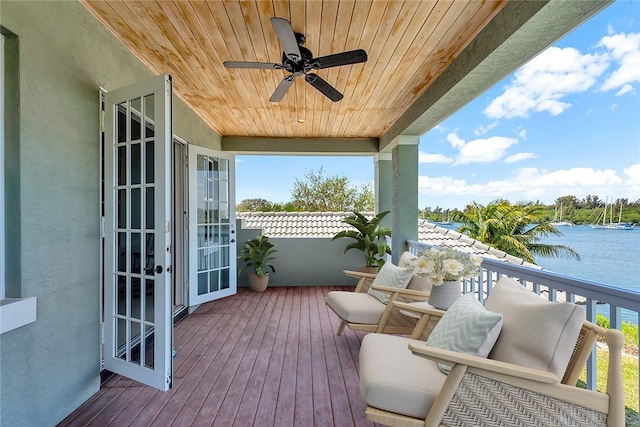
[326,252,432,335]
[359,277,624,427]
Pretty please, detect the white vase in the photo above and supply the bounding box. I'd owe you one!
[428,280,461,310]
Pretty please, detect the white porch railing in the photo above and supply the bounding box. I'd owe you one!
[407,240,640,417]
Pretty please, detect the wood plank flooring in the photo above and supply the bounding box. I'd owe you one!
[58,287,377,426]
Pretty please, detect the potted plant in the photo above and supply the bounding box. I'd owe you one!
[409,247,483,309]
[332,211,392,272]
[237,234,277,292]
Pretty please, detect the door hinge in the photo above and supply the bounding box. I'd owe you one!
[101,217,105,238]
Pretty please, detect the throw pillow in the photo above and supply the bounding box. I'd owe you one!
[426,293,503,374]
[367,262,413,304]
[484,276,585,378]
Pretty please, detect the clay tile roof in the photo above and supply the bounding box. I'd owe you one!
[238,211,374,238]
[237,212,536,267]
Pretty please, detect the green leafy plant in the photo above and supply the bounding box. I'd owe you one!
[237,234,277,277]
[332,211,392,269]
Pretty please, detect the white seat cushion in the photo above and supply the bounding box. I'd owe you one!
[325,291,386,324]
[485,276,585,378]
[360,333,447,419]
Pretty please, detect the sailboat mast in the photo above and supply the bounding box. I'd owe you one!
[619,202,623,223]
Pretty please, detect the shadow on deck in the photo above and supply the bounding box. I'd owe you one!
[59,286,376,426]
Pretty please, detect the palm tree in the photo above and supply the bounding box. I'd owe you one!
[454,200,580,264]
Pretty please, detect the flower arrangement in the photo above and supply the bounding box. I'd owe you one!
[408,247,483,286]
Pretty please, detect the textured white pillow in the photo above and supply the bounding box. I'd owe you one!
[426,294,503,374]
[485,276,585,378]
[367,262,413,304]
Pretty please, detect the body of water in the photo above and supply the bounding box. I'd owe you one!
[537,225,638,293]
[440,223,639,323]
[538,225,639,323]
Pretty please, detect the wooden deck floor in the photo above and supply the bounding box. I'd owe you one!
[59,287,377,426]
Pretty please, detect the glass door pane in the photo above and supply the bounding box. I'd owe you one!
[189,147,236,305]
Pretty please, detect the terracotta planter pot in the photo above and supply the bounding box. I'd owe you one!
[358,266,379,274]
[248,271,269,292]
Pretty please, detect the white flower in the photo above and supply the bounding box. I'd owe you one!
[408,247,482,283]
[469,254,483,266]
[443,258,464,276]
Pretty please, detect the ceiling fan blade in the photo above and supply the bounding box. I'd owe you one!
[270,17,302,62]
[223,61,284,70]
[270,75,295,102]
[312,49,368,70]
[305,74,343,102]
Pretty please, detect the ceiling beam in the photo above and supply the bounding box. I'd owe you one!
[222,136,379,155]
[380,0,613,150]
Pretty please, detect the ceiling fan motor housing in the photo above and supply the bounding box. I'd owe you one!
[282,45,315,74]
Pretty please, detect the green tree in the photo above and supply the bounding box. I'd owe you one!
[236,198,274,212]
[554,195,579,219]
[454,199,580,264]
[291,167,374,212]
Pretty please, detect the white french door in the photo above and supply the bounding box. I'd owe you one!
[104,75,173,390]
[188,146,236,305]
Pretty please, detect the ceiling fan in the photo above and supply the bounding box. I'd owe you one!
[223,17,367,103]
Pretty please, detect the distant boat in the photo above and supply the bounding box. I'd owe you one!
[550,203,574,227]
[589,201,636,230]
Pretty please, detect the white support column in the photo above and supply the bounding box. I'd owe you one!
[391,135,419,263]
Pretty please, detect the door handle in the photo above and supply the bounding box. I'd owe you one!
[145,265,163,275]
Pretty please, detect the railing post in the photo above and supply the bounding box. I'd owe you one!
[586,299,597,391]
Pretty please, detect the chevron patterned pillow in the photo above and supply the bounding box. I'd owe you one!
[426,294,503,374]
[367,262,413,304]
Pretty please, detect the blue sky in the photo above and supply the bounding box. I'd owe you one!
[236,2,640,210]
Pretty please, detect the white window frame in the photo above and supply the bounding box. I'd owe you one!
[0,31,37,334]
[1,32,5,300]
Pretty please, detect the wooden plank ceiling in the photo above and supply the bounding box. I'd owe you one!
[81,0,507,139]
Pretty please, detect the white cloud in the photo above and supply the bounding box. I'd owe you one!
[610,103,619,111]
[504,152,537,163]
[516,128,527,140]
[599,32,640,93]
[446,133,465,149]
[474,121,499,135]
[485,46,609,119]
[615,83,634,96]
[418,167,633,203]
[625,163,640,185]
[446,133,518,166]
[419,152,453,164]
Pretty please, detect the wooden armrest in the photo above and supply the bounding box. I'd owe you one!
[369,285,430,299]
[343,270,378,279]
[393,301,445,317]
[408,343,560,384]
